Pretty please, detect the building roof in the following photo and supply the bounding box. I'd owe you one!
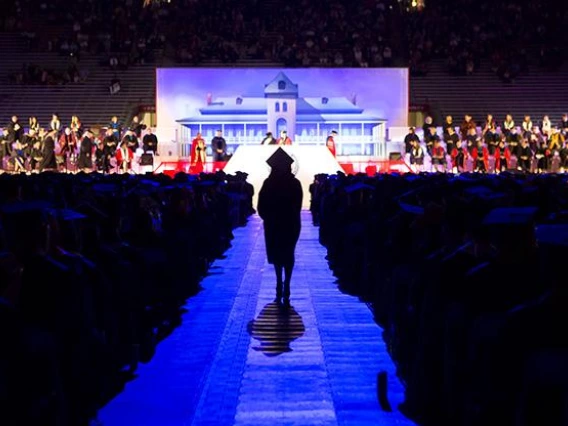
[177,113,385,125]
[195,96,367,116]
[264,72,299,98]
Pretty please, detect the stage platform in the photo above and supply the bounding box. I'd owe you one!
[97,213,415,426]
[223,146,343,208]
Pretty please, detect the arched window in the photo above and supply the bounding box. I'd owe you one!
[283,102,288,112]
[275,102,280,112]
[278,80,286,90]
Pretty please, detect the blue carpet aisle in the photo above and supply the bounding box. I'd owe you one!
[97,213,416,426]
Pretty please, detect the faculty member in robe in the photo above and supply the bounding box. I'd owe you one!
[39,130,57,171]
[257,148,303,305]
[261,132,276,145]
[77,130,94,171]
[326,130,337,157]
[276,130,292,145]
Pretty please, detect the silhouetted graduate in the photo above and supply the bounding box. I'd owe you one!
[257,148,303,305]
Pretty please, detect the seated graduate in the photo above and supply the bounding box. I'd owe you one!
[409,139,424,170]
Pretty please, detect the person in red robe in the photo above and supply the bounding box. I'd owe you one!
[431,139,446,172]
[450,139,468,172]
[190,134,206,173]
[326,130,337,157]
[472,139,489,172]
[495,139,511,172]
[277,130,292,145]
[116,140,134,172]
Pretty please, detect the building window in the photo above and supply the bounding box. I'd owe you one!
[275,102,280,112]
[278,80,286,90]
[283,102,288,112]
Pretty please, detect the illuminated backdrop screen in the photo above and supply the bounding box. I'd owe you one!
[156,68,408,147]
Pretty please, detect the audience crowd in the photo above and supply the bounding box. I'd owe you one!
[2,0,566,78]
[311,171,568,426]
[0,170,255,426]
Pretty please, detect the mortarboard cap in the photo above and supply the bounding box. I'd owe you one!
[482,206,538,226]
[399,202,425,215]
[344,182,374,194]
[535,225,568,248]
[46,208,87,222]
[0,200,53,214]
[266,147,294,170]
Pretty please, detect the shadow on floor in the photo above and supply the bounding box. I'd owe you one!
[247,301,305,356]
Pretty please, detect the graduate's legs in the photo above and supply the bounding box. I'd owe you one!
[274,264,284,301]
[283,260,294,304]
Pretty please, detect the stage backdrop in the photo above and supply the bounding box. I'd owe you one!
[156,68,409,150]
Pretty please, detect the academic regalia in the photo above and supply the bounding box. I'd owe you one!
[39,135,57,171]
[258,148,303,267]
[535,143,548,172]
[95,141,106,172]
[102,135,118,172]
[0,133,11,159]
[261,134,276,145]
[495,146,511,171]
[404,132,420,153]
[277,136,292,145]
[326,135,337,157]
[190,138,206,173]
[431,144,446,167]
[445,132,459,155]
[142,133,158,153]
[410,145,424,165]
[123,133,139,152]
[472,145,489,172]
[116,144,134,172]
[211,135,227,162]
[451,146,467,171]
[58,132,77,158]
[30,141,43,171]
[77,135,93,170]
[518,144,532,171]
[7,120,24,143]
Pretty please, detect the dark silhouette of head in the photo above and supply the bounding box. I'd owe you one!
[266,147,294,176]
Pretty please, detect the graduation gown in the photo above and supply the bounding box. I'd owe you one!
[495,147,511,171]
[326,136,337,157]
[277,137,292,145]
[77,136,93,169]
[39,136,57,171]
[257,171,303,266]
[472,146,489,170]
